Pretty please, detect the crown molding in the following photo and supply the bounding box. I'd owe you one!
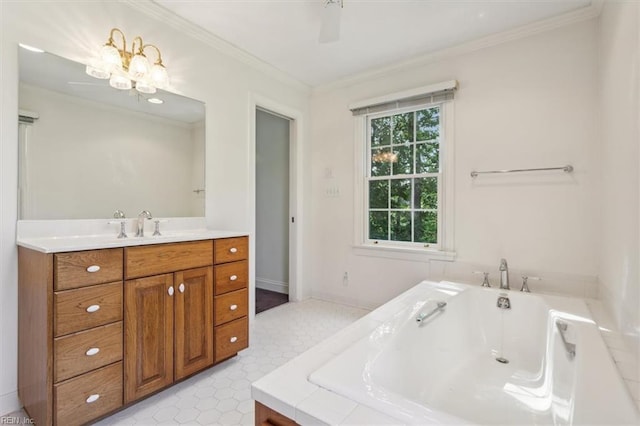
[121,0,310,93]
[313,1,604,93]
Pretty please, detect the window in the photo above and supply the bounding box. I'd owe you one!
[366,105,443,247]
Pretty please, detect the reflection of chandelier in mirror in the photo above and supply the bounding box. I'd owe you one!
[372,151,398,163]
[85,28,169,94]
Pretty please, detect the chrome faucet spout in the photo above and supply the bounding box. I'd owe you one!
[136,210,153,237]
[499,258,509,290]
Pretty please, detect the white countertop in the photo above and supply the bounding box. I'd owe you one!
[16,218,248,253]
[251,282,437,425]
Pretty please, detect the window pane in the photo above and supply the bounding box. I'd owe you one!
[392,112,414,144]
[414,177,438,210]
[371,148,391,176]
[414,211,437,243]
[390,211,412,241]
[392,145,413,175]
[416,142,439,173]
[417,108,439,141]
[369,211,388,240]
[371,117,391,147]
[390,179,411,209]
[369,180,388,209]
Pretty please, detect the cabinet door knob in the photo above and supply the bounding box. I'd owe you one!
[168,286,174,296]
[85,347,100,356]
[86,394,100,404]
[179,283,185,293]
[229,247,238,253]
[86,304,100,313]
[230,304,238,311]
[230,336,238,343]
[230,275,238,281]
[86,265,101,273]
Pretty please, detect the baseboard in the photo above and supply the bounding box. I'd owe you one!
[256,277,288,294]
[0,391,21,417]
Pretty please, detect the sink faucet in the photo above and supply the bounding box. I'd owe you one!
[135,210,153,237]
[499,258,509,290]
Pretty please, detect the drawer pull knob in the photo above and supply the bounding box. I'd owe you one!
[230,275,238,281]
[230,304,238,311]
[86,265,101,273]
[230,336,238,343]
[179,283,185,293]
[168,286,174,296]
[86,394,100,404]
[86,304,100,313]
[229,247,238,253]
[85,347,100,356]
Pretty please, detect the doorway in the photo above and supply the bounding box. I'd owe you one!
[255,108,291,314]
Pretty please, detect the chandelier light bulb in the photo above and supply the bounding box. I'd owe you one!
[99,44,122,72]
[135,79,156,94]
[150,63,169,89]
[128,54,150,81]
[109,70,132,90]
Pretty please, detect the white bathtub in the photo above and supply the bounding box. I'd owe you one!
[309,281,639,425]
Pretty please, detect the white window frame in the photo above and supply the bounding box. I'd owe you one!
[353,99,456,262]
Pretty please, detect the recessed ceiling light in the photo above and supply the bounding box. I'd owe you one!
[19,43,45,53]
[147,98,164,104]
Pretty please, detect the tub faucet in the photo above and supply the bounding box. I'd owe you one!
[499,258,509,290]
[135,210,153,237]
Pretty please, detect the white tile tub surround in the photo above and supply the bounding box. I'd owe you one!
[16,217,248,252]
[253,280,640,424]
[587,299,640,411]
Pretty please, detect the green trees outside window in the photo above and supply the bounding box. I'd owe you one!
[367,106,440,244]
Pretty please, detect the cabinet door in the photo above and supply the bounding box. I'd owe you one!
[125,274,174,403]
[174,267,214,380]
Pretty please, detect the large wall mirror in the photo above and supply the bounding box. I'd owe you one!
[18,46,206,220]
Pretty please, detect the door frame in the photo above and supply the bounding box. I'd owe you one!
[248,93,304,318]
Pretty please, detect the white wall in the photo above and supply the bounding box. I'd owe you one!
[598,0,640,383]
[308,19,600,309]
[0,0,310,415]
[19,84,201,219]
[256,110,290,293]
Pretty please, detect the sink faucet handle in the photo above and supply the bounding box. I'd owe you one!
[153,220,162,236]
[108,219,128,239]
[520,275,541,293]
[472,271,491,287]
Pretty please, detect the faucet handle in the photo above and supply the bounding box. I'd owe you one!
[520,275,541,293]
[473,271,491,287]
[108,220,128,239]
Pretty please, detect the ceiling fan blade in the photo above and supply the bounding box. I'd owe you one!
[319,0,341,43]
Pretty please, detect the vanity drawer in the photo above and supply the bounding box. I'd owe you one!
[214,237,248,264]
[54,321,123,382]
[214,260,248,295]
[214,288,248,325]
[54,281,123,337]
[215,317,248,363]
[54,361,123,426]
[54,248,123,291]
[125,240,213,279]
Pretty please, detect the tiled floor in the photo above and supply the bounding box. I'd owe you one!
[1,299,369,426]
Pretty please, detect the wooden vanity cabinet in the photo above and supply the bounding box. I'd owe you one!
[18,236,249,425]
[213,237,249,362]
[124,242,214,402]
[18,247,124,426]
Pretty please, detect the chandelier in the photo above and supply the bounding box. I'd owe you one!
[85,28,169,94]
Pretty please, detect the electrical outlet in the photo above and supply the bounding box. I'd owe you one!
[342,271,348,286]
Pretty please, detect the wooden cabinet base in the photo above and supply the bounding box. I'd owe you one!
[255,401,298,426]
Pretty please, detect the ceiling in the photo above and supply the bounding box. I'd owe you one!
[154,0,594,87]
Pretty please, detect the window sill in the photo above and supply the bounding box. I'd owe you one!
[352,244,456,262]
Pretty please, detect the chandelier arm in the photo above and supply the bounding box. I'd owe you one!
[142,44,164,65]
[108,28,126,51]
[131,36,145,56]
